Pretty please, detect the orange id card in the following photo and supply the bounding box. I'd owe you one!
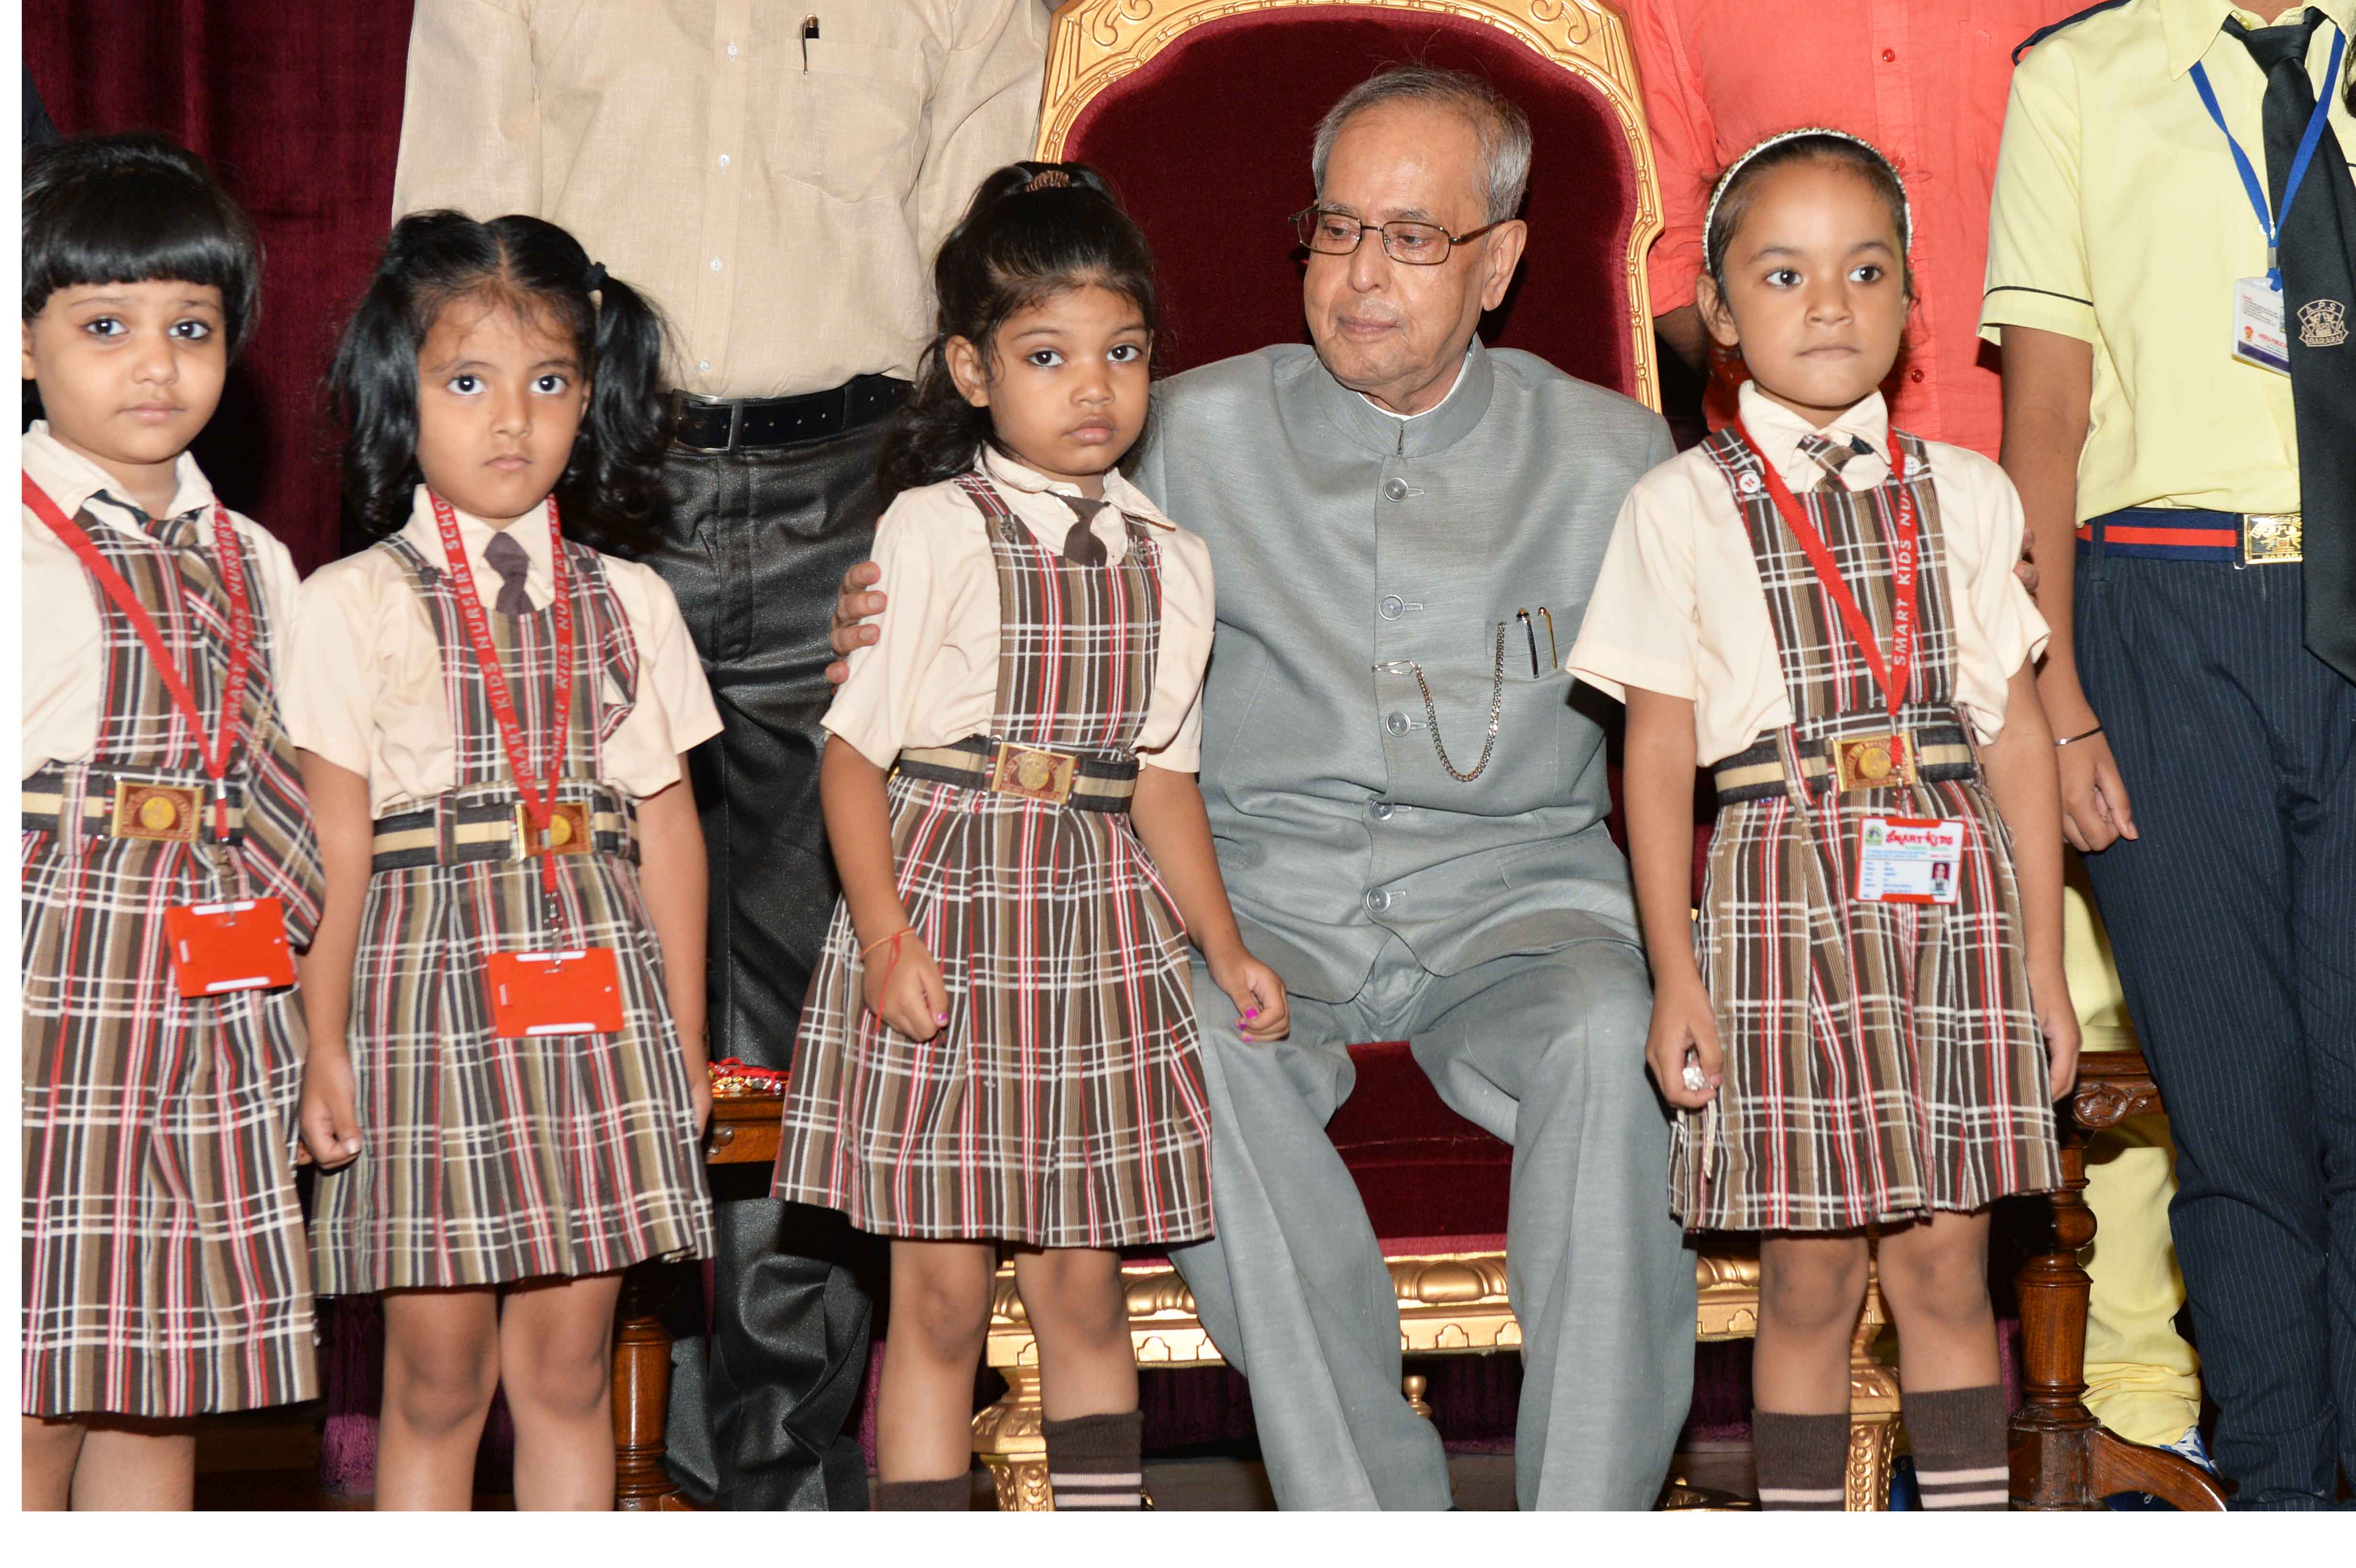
[486,948,624,1038]
[163,898,297,998]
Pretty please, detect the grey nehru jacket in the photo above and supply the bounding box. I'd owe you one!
[1129,339,1678,1004]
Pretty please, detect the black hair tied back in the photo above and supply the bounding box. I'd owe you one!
[879,160,1160,501]
[326,211,673,546]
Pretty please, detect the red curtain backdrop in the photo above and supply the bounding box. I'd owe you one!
[23,1,418,574]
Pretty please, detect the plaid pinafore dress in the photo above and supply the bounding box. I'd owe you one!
[775,470,1214,1248]
[308,534,711,1291]
[22,501,324,1417]
[1674,427,2061,1232]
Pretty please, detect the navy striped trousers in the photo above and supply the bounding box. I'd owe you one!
[2075,528,2356,1510]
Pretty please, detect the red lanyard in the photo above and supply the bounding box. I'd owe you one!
[1732,421,1921,727]
[24,472,253,841]
[428,491,576,903]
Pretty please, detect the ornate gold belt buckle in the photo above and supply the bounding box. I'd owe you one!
[1832,732,1916,792]
[516,800,592,856]
[111,780,200,842]
[2240,512,2301,566]
[989,744,1077,806]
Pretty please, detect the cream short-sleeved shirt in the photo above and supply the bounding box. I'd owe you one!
[1568,383,2050,766]
[20,423,306,780]
[822,446,1215,773]
[1979,0,2355,521]
[285,487,724,817]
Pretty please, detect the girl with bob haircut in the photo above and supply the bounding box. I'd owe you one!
[774,162,1289,1509]
[21,132,322,1510]
[288,211,720,1509]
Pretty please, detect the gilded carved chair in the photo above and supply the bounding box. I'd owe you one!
[966,0,1900,1510]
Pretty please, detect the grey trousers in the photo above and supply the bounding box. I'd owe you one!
[1170,934,1696,1510]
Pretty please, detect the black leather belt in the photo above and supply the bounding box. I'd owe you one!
[670,374,908,453]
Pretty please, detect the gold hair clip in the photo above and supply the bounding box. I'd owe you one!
[1024,169,1073,192]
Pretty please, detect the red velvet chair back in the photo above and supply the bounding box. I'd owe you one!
[1038,0,1663,407]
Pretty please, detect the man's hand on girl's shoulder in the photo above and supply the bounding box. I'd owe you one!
[826,560,888,685]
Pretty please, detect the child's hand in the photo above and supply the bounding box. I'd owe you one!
[1210,950,1290,1044]
[2034,959,2082,1101]
[689,1062,714,1137]
[298,1039,364,1170]
[863,931,949,1042]
[1645,976,1723,1111]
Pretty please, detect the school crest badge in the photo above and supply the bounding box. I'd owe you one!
[2298,297,2348,349]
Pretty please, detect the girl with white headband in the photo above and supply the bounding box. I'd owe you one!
[1569,129,2074,1511]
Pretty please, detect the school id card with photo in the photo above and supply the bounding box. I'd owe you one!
[1855,817,1964,906]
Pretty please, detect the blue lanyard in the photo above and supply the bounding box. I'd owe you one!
[2189,23,2346,290]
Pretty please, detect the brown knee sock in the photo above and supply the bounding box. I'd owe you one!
[1042,1408,1144,1509]
[875,1475,971,1510]
[1752,1410,1852,1510]
[1903,1384,2011,1510]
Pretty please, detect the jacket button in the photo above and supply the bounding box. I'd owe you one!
[1384,477,1409,501]
[1371,802,1396,821]
[1365,888,1392,913]
[1379,594,1404,620]
[1385,711,1409,736]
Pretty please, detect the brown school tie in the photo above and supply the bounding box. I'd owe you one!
[482,528,535,615]
[1054,493,1110,567]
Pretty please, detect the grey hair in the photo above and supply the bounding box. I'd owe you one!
[1310,65,1533,225]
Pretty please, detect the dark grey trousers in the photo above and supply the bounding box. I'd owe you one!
[618,413,899,1510]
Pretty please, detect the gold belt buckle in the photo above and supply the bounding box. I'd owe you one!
[1832,731,1917,793]
[516,800,591,856]
[2240,512,2301,566]
[989,744,1077,806]
[111,780,201,842]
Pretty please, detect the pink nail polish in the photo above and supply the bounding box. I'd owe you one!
[1244,1008,1259,1020]
[936,1012,948,1024]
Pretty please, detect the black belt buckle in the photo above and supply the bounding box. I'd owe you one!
[674,397,743,455]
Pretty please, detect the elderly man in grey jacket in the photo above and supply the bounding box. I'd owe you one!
[832,65,1694,1510]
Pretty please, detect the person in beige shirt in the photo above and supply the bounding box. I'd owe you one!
[389,0,1051,1510]
[822,446,1214,772]
[1569,380,2050,762]
[284,487,724,813]
[20,423,307,781]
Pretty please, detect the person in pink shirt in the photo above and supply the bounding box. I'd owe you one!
[1629,0,2064,458]
[1621,0,2215,1496]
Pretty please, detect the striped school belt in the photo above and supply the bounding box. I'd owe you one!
[22,765,248,843]
[1712,723,1976,806]
[371,784,638,871]
[2077,507,2302,565]
[894,736,1138,812]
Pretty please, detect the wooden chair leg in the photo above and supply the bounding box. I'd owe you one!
[1846,1272,1900,1511]
[612,1259,685,1510]
[972,1361,1053,1511]
[2010,1126,2101,1508]
[2009,1114,2227,1511]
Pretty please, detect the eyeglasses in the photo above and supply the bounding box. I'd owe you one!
[1289,206,1506,266]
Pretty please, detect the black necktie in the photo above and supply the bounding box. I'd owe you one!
[1054,494,1110,566]
[482,528,534,615]
[2227,8,2356,684]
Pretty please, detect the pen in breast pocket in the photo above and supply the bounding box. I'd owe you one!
[802,15,819,71]
[1536,605,1558,671]
[1516,608,1539,677]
